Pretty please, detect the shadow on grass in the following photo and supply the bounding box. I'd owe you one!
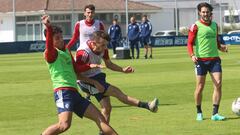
[112,103,177,108]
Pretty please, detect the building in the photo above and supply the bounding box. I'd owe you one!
[0,0,160,42]
[132,0,239,34]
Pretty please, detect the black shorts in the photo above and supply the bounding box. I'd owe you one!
[54,90,90,118]
[78,73,110,102]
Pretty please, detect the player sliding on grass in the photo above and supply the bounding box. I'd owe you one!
[187,2,228,121]
[74,30,159,134]
[40,15,117,135]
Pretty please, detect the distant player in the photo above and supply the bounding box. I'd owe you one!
[75,30,159,134]
[41,15,117,135]
[140,15,153,59]
[187,2,228,121]
[128,16,140,59]
[108,18,122,58]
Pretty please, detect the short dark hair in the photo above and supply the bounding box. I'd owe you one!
[84,4,95,11]
[197,2,213,12]
[44,25,62,37]
[142,15,147,18]
[92,31,110,42]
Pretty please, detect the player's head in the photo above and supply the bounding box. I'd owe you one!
[142,15,148,22]
[44,26,64,50]
[91,31,110,53]
[130,16,136,23]
[113,18,118,25]
[197,2,213,23]
[84,4,95,21]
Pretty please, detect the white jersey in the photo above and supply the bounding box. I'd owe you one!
[78,42,104,77]
[78,20,101,49]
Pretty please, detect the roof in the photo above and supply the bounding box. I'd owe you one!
[0,0,160,13]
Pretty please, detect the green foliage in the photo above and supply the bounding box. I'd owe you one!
[0,46,239,135]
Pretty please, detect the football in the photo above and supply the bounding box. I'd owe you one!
[232,97,240,116]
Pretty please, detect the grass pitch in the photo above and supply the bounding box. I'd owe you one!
[0,46,239,135]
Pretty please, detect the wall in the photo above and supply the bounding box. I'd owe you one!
[0,15,14,42]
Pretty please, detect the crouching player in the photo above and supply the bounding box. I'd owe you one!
[40,15,118,135]
[75,30,159,134]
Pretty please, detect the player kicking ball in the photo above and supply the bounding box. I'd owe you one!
[74,30,159,134]
[41,15,117,135]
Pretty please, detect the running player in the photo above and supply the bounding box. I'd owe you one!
[187,2,228,121]
[75,30,159,134]
[41,15,117,135]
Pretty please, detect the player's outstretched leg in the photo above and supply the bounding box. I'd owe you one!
[41,111,72,135]
[105,85,159,113]
[84,103,118,135]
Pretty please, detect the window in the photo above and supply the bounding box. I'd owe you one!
[50,14,72,38]
[16,24,26,41]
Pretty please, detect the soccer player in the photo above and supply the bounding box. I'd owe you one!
[41,15,117,135]
[140,15,153,59]
[67,4,104,100]
[187,2,228,121]
[108,19,122,58]
[67,4,105,48]
[75,30,159,134]
[128,16,140,59]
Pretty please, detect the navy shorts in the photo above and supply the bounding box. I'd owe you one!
[195,59,222,75]
[140,36,152,46]
[78,73,110,102]
[54,90,90,118]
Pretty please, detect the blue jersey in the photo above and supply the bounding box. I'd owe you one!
[140,20,152,38]
[127,22,140,41]
[108,24,122,41]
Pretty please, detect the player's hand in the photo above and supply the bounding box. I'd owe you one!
[191,55,198,63]
[90,64,105,69]
[219,45,228,53]
[93,81,104,93]
[122,66,134,73]
[41,15,50,27]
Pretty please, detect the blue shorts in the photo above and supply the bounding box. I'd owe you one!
[195,59,222,75]
[78,73,110,102]
[140,36,152,46]
[54,90,90,118]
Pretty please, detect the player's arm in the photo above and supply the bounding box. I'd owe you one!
[100,21,105,31]
[75,50,104,72]
[41,15,58,63]
[187,24,198,63]
[216,24,228,53]
[66,22,80,49]
[103,49,134,73]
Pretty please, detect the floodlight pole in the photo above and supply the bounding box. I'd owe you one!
[13,0,16,41]
[71,0,74,32]
[175,0,179,36]
[219,0,222,34]
[125,0,129,46]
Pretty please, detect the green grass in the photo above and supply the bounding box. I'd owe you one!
[0,46,240,135]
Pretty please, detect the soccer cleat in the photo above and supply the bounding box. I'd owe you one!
[112,54,117,59]
[148,98,159,113]
[211,114,225,121]
[196,113,203,121]
[144,55,148,59]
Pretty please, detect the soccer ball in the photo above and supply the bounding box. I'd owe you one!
[232,97,240,116]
